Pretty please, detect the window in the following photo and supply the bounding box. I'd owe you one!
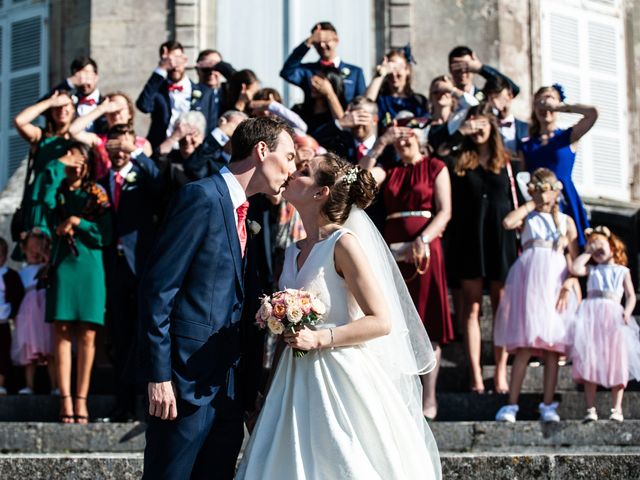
[215,0,372,106]
[539,0,628,201]
[0,2,48,189]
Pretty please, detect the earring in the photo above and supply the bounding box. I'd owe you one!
[313,194,319,199]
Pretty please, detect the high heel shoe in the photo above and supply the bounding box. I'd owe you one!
[74,396,89,424]
[59,395,75,424]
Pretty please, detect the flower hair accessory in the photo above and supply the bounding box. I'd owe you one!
[343,167,359,185]
[552,83,566,102]
[584,225,611,239]
[527,180,563,192]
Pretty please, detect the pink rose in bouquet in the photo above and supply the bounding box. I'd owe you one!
[255,289,326,357]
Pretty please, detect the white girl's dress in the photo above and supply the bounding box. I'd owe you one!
[571,264,640,388]
[11,264,51,365]
[236,229,439,480]
[494,211,576,355]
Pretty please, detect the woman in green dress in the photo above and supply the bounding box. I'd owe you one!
[46,149,111,423]
[13,91,85,252]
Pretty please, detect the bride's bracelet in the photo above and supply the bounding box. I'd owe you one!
[329,328,334,347]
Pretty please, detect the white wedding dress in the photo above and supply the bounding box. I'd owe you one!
[236,227,441,480]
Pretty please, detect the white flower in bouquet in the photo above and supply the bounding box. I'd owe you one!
[258,299,273,321]
[287,307,303,324]
[311,296,326,315]
[267,317,285,335]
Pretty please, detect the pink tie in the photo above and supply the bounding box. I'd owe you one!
[356,143,367,160]
[236,201,250,257]
[114,172,124,210]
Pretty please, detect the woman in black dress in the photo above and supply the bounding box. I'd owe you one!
[449,104,520,394]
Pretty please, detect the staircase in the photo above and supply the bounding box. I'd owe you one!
[0,298,638,478]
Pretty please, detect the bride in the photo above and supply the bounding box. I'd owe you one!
[236,153,441,479]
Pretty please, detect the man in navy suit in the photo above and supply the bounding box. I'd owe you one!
[195,49,237,125]
[140,116,296,479]
[484,76,529,159]
[136,41,218,150]
[99,124,164,422]
[45,56,107,133]
[280,21,365,107]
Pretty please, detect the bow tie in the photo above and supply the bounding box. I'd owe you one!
[500,120,513,128]
[168,84,184,93]
[319,59,336,68]
[78,97,96,106]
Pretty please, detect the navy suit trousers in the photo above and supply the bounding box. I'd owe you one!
[142,390,244,480]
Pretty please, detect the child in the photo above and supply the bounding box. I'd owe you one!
[571,226,640,422]
[494,168,580,423]
[11,229,56,394]
[0,237,25,395]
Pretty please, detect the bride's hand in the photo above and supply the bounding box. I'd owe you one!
[284,326,327,350]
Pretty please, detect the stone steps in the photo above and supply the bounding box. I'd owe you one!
[1,452,638,479]
[1,421,639,454]
[436,391,640,421]
[2,391,639,422]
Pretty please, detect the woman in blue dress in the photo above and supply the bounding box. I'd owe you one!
[520,85,598,246]
[365,48,427,127]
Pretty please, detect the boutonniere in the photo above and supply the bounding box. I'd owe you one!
[474,91,486,102]
[248,220,262,237]
[191,90,202,105]
[71,94,79,106]
[341,67,351,77]
[125,172,137,184]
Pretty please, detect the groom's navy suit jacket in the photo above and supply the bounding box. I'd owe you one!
[140,172,244,406]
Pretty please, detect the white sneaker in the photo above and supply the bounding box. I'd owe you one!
[583,407,598,423]
[0,386,6,395]
[496,404,519,423]
[18,387,34,395]
[609,408,624,422]
[539,402,560,423]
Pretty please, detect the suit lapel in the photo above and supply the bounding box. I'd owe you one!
[211,174,243,284]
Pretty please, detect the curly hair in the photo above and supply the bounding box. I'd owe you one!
[587,231,628,267]
[314,153,378,225]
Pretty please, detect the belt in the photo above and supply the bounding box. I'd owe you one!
[522,239,554,250]
[587,290,619,301]
[386,210,432,221]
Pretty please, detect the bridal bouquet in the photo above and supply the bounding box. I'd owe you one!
[255,289,326,357]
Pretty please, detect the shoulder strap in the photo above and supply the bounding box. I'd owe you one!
[505,158,519,209]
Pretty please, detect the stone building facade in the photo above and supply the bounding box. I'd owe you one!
[2,0,639,202]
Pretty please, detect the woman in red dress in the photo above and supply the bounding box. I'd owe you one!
[361,118,453,420]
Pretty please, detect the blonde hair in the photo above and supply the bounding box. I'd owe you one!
[529,168,563,234]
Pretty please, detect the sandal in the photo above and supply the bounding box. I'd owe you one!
[59,395,75,424]
[74,396,89,424]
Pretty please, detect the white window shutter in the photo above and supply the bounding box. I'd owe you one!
[540,0,628,201]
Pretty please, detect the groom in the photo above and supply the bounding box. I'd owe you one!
[140,116,296,479]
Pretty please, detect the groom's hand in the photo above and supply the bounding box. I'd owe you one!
[148,381,178,420]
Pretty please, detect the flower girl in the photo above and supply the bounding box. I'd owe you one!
[11,229,56,394]
[494,168,580,423]
[571,226,640,422]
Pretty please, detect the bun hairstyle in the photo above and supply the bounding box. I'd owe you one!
[585,226,628,266]
[314,153,378,225]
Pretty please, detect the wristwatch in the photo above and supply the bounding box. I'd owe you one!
[420,234,430,245]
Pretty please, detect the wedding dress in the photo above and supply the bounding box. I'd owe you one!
[236,211,441,480]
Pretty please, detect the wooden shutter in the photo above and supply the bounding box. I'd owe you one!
[0,6,48,186]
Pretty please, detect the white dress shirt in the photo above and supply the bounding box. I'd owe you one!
[220,166,247,227]
[154,68,193,138]
[500,114,517,153]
